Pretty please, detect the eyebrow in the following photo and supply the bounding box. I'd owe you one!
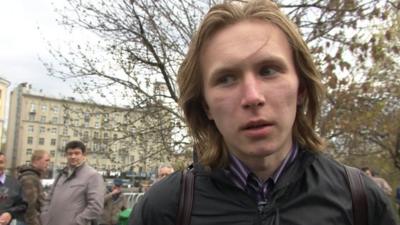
[209,54,288,79]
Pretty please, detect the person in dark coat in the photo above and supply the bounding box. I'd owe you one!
[0,152,26,225]
[128,0,398,225]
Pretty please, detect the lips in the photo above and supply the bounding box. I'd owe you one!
[241,120,271,130]
[240,120,273,138]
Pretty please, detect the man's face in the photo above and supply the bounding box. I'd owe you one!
[158,167,174,179]
[112,185,122,192]
[0,155,5,175]
[66,148,85,167]
[364,169,372,177]
[35,153,51,173]
[201,20,300,161]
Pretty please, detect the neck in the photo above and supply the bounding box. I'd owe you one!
[233,143,293,182]
[69,161,84,169]
[32,164,42,172]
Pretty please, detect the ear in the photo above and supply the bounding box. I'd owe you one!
[202,100,213,120]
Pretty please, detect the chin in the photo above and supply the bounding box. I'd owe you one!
[237,147,275,158]
[248,143,279,156]
[252,149,276,157]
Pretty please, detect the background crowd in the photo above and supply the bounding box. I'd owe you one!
[0,140,174,225]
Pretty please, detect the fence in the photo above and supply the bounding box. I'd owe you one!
[123,192,145,208]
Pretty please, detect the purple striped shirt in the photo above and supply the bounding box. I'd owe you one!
[227,144,298,203]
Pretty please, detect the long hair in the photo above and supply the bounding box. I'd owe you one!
[178,0,325,169]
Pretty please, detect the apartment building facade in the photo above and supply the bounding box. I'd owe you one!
[6,83,173,178]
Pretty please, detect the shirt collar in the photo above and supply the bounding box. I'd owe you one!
[228,143,298,190]
[0,172,6,184]
[63,161,86,178]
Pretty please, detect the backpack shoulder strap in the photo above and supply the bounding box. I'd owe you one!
[176,167,195,225]
[344,165,369,225]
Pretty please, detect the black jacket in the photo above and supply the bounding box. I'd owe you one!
[0,175,27,220]
[129,150,398,225]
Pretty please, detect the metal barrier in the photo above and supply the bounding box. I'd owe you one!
[123,192,145,208]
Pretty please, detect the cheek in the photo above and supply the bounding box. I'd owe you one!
[206,96,238,136]
[205,93,233,121]
[277,87,300,118]
[271,81,299,106]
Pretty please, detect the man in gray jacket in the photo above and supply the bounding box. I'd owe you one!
[41,141,104,225]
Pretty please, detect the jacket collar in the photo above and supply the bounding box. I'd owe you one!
[62,161,86,180]
[18,165,42,178]
[204,148,317,193]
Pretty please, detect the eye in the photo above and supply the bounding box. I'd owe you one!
[259,66,278,77]
[215,74,236,86]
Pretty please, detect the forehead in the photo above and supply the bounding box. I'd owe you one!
[200,19,292,75]
[159,167,172,172]
[66,148,83,154]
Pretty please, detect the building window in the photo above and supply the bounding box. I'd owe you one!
[94,132,99,139]
[95,122,100,129]
[84,112,90,122]
[41,104,47,112]
[113,134,118,140]
[114,113,120,123]
[50,150,55,157]
[103,114,109,128]
[26,149,32,155]
[73,130,79,137]
[51,139,56,146]
[28,125,34,133]
[53,106,59,113]
[51,128,57,134]
[52,117,58,124]
[30,103,36,112]
[62,139,68,148]
[63,116,70,125]
[40,126,45,133]
[84,121,89,128]
[63,128,68,135]
[93,143,99,152]
[104,133,109,139]
[40,116,46,123]
[28,113,35,121]
[39,138,45,145]
[96,114,101,124]
[83,131,89,141]
[27,137,33,144]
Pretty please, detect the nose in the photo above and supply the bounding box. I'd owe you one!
[241,74,265,109]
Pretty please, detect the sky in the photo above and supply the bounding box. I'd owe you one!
[0,0,75,98]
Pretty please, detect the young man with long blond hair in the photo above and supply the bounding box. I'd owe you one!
[129,1,397,224]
